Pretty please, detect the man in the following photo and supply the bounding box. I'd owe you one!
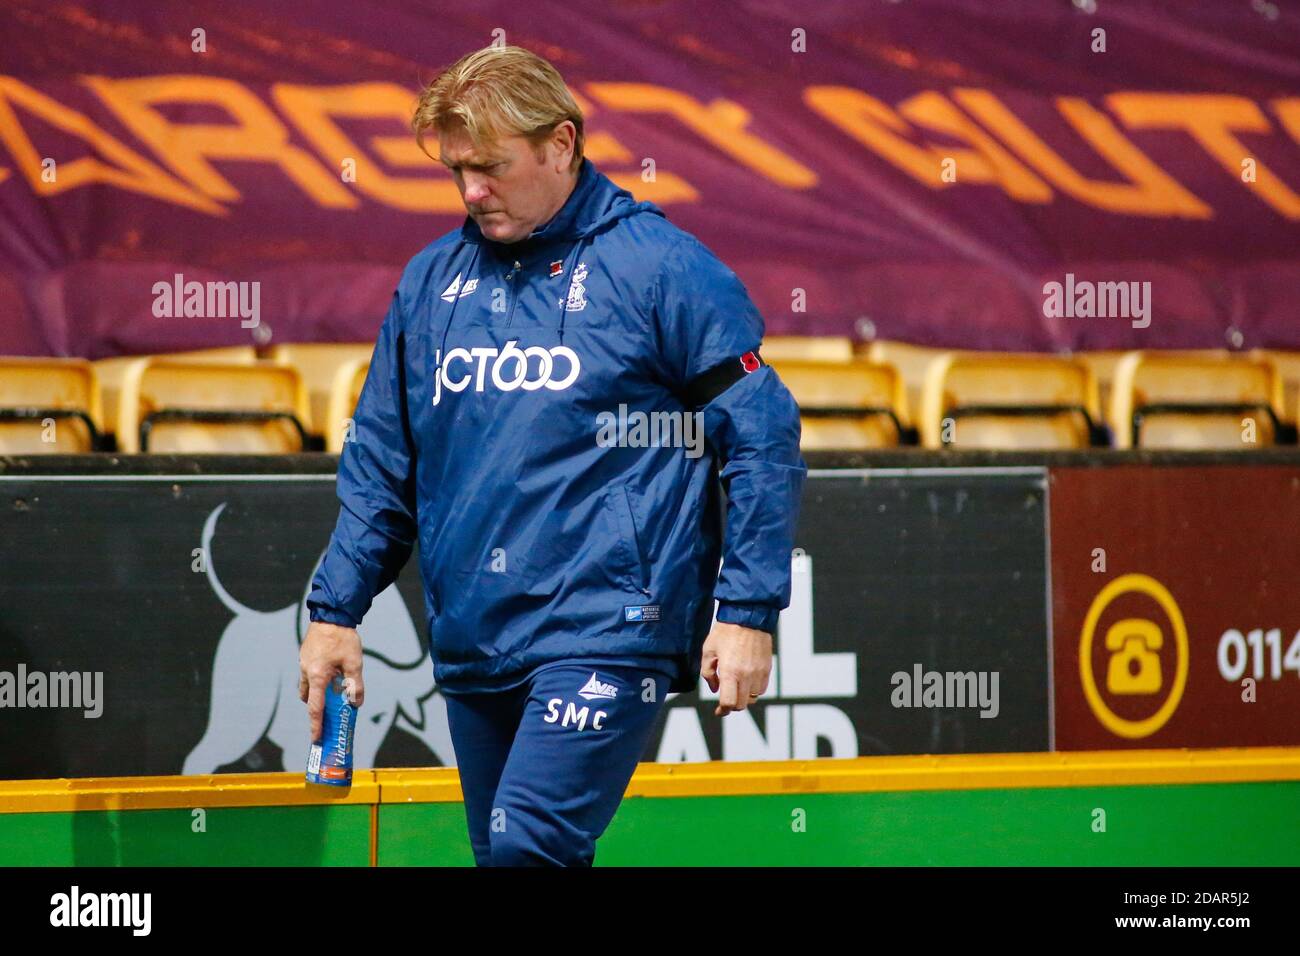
[299,45,805,866]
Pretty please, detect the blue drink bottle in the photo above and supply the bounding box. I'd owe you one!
[306,675,357,787]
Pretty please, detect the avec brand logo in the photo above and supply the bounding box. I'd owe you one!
[578,672,618,701]
[440,272,480,302]
[431,342,581,406]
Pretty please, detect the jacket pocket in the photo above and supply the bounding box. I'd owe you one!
[608,484,651,595]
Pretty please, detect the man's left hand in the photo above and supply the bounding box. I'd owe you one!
[700,622,772,716]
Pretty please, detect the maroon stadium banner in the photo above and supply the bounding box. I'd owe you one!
[1,0,1299,359]
[1049,465,1300,750]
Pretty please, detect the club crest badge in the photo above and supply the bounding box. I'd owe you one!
[565,262,589,312]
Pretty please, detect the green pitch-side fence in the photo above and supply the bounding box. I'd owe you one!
[1,749,1297,866]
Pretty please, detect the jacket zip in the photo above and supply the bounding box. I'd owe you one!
[504,259,521,327]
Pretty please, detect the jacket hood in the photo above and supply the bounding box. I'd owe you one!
[443,158,664,347]
[459,157,663,252]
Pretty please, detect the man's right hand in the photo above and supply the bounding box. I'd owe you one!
[298,620,366,742]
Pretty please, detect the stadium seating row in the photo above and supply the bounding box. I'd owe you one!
[1,338,1297,453]
[770,337,1297,450]
[0,345,368,454]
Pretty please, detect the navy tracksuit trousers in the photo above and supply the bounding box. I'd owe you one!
[442,658,673,866]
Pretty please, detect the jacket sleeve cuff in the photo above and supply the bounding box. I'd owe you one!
[307,604,361,629]
[715,601,779,633]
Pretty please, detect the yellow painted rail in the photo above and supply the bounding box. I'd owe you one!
[3,746,1298,814]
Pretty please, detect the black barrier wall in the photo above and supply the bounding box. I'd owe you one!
[0,458,1052,778]
[651,468,1051,761]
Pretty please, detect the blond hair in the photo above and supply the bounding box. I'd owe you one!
[412,45,585,174]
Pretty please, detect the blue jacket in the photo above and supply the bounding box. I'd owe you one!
[307,158,806,693]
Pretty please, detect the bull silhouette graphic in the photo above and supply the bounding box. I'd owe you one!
[183,504,454,774]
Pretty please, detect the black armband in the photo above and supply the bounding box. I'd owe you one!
[682,349,765,408]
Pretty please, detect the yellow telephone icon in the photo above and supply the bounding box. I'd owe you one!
[1105,618,1163,695]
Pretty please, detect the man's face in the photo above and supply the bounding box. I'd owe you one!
[438,123,574,244]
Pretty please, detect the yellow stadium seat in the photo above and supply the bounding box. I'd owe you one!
[94,346,258,442]
[116,362,309,453]
[1072,351,1130,418]
[768,358,909,449]
[920,353,1101,449]
[1250,349,1300,424]
[864,340,950,416]
[761,336,854,363]
[324,359,370,453]
[0,357,103,453]
[267,343,375,437]
[1110,352,1283,449]
[1082,349,1232,429]
[170,346,260,364]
